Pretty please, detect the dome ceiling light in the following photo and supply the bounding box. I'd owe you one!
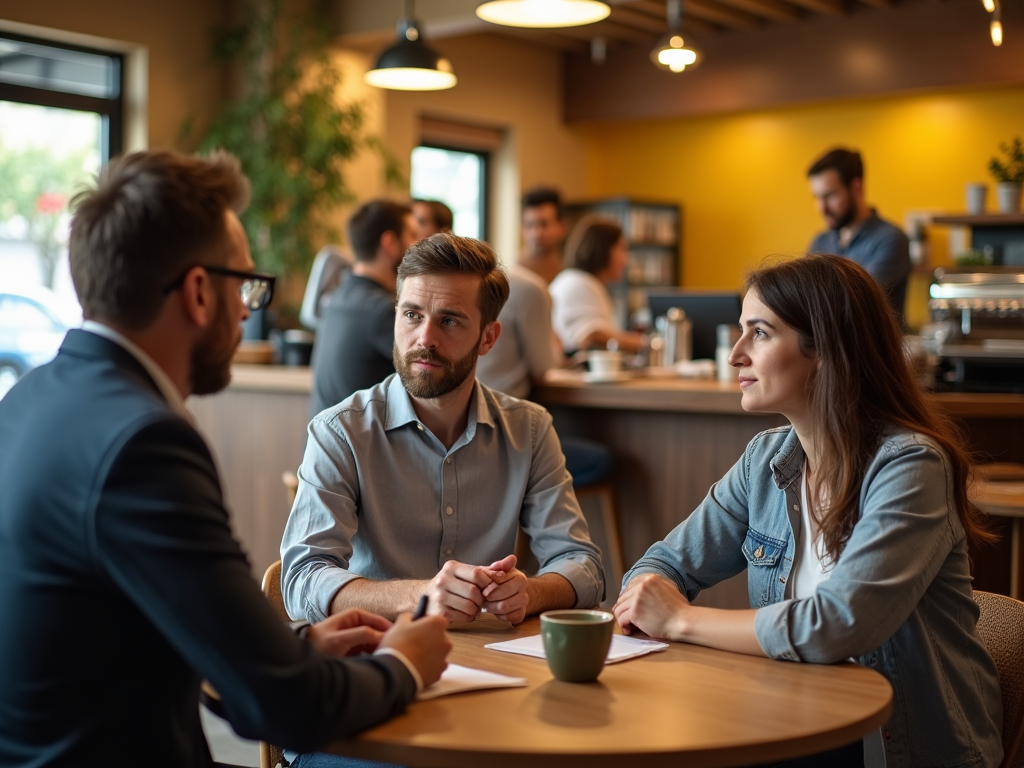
[365,0,457,91]
[475,0,611,28]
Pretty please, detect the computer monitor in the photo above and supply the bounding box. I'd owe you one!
[647,290,742,361]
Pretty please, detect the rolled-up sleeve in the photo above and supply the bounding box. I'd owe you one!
[281,415,364,623]
[520,411,605,607]
[754,439,957,663]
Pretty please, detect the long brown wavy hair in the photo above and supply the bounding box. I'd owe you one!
[745,254,994,562]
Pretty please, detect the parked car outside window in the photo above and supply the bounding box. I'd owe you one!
[0,286,71,399]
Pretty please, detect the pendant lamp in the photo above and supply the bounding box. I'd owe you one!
[365,0,457,91]
[651,0,701,73]
[476,0,610,28]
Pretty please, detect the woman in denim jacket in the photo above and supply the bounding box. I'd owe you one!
[615,254,1003,768]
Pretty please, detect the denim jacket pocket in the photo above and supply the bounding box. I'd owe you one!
[742,528,787,607]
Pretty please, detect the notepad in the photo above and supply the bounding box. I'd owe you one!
[417,663,528,700]
[484,634,669,664]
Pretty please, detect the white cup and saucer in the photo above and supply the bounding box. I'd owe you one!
[583,351,630,383]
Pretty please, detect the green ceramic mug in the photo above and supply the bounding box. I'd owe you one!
[540,609,614,683]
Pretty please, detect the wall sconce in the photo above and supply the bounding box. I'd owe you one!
[365,0,457,90]
[651,0,701,73]
[476,0,610,28]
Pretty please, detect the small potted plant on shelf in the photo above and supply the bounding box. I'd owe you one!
[988,137,1024,214]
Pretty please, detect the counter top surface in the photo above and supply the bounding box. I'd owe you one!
[217,365,1024,418]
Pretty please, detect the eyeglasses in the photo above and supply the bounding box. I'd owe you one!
[163,265,276,311]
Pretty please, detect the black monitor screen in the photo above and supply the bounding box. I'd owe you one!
[647,290,742,361]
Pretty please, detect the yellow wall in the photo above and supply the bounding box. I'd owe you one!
[582,83,1024,321]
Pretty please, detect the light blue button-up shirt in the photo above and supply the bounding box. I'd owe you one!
[281,374,605,622]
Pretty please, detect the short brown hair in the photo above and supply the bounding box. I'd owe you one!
[69,150,250,330]
[807,147,863,186]
[348,200,411,262]
[413,199,453,232]
[565,215,623,275]
[397,233,509,326]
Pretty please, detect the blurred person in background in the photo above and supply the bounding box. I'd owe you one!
[309,200,416,417]
[412,198,453,239]
[550,216,642,354]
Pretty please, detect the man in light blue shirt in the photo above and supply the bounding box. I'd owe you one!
[282,233,604,626]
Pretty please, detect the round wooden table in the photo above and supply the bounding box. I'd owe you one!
[325,617,893,768]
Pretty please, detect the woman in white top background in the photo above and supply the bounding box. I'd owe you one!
[549,216,642,354]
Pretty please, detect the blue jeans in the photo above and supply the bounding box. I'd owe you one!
[561,436,613,488]
[288,754,400,768]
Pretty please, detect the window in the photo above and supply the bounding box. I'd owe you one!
[410,145,488,240]
[0,31,124,396]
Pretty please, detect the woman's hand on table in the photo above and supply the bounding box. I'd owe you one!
[613,574,689,641]
[379,613,452,689]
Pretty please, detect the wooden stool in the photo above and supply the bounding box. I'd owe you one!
[973,464,1024,600]
[575,480,625,594]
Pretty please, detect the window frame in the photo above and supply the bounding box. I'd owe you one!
[413,142,490,242]
[0,30,124,161]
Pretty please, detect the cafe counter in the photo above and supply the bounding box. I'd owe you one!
[190,365,1024,606]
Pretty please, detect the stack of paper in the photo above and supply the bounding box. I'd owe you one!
[484,634,669,664]
[417,663,528,700]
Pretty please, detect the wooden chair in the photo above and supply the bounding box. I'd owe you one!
[974,590,1024,768]
[260,560,287,768]
[282,471,299,508]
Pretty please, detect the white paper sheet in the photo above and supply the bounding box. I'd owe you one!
[484,634,669,664]
[416,663,528,700]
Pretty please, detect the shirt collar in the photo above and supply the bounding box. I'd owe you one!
[81,320,193,423]
[383,373,495,439]
[769,427,805,490]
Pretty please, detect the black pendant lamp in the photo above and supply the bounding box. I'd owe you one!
[364,0,457,91]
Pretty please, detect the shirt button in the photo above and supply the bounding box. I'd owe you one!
[445,457,452,464]
[883,729,891,741]
[417,423,424,431]
[792,504,799,512]
[445,548,452,555]
[446,506,454,515]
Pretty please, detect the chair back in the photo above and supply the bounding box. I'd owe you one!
[260,560,288,768]
[974,590,1024,768]
[282,471,299,508]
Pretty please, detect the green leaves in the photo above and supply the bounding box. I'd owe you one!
[988,137,1024,185]
[193,0,376,277]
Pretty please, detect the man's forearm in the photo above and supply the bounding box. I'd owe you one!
[330,577,430,621]
[526,573,578,615]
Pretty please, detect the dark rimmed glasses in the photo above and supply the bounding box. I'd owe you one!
[163,266,276,311]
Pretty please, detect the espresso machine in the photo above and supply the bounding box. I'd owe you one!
[929,270,1024,392]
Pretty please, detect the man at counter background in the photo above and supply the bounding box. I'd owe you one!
[282,232,604,629]
[0,150,450,767]
[517,186,568,286]
[309,200,416,417]
[807,147,911,321]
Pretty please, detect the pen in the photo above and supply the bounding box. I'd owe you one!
[412,594,428,620]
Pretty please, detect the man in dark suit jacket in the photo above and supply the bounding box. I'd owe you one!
[0,150,450,768]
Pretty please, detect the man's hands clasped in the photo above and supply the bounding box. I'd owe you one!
[427,553,529,624]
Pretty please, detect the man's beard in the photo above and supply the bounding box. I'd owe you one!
[827,196,856,231]
[190,296,240,396]
[393,342,478,400]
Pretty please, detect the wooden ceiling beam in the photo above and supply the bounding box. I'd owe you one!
[687,0,763,28]
[713,0,805,22]
[621,0,724,34]
[550,19,660,44]
[609,6,674,32]
[784,0,846,15]
[858,0,894,8]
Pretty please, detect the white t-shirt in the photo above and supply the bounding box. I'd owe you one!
[548,268,617,352]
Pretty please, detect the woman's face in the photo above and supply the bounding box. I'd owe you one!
[601,237,629,284]
[728,288,818,423]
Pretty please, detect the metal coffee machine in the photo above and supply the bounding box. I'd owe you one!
[928,270,1024,392]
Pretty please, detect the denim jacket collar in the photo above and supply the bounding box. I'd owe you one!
[769,427,805,491]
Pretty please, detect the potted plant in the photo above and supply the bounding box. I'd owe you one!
[988,137,1024,214]
[183,0,401,335]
